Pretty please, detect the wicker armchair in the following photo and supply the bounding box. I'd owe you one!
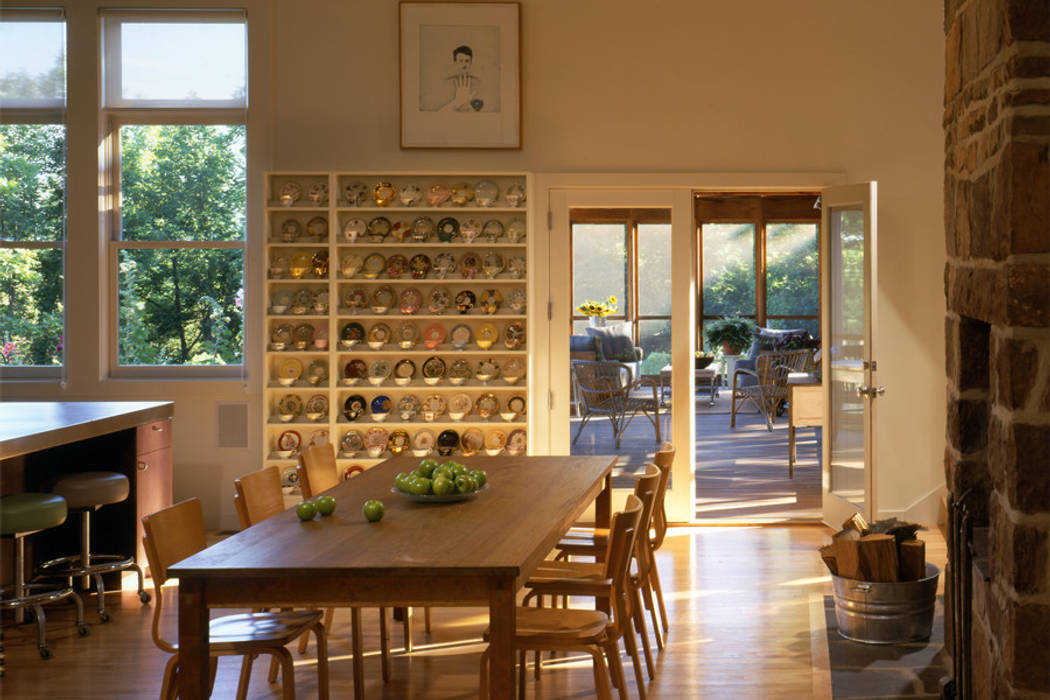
[571,360,661,448]
[730,349,812,431]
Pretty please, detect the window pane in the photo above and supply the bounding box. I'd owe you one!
[118,248,243,366]
[766,317,820,338]
[0,248,63,366]
[119,22,245,103]
[0,19,65,106]
[120,125,246,242]
[638,319,671,375]
[572,222,626,316]
[702,223,755,317]
[766,223,818,317]
[637,222,671,316]
[0,124,65,242]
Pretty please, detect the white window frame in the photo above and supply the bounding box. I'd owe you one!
[0,8,67,379]
[101,9,248,378]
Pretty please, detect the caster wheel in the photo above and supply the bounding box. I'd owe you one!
[98,611,111,623]
[139,591,152,604]
[39,646,52,660]
[78,625,90,637]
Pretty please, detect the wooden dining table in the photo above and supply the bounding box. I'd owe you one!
[168,454,616,699]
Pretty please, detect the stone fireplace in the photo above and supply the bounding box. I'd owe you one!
[943,0,1049,697]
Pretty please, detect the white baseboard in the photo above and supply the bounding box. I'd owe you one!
[879,483,946,527]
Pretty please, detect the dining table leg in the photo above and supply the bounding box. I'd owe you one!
[178,577,210,699]
[488,576,516,699]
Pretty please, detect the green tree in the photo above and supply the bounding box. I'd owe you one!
[118,125,245,365]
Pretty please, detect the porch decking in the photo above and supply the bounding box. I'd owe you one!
[569,384,823,522]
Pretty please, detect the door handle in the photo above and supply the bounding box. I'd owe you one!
[137,460,150,471]
[857,385,886,397]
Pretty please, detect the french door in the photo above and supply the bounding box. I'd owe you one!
[820,182,879,526]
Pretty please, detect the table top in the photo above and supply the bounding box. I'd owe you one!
[170,454,616,583]
[0,401,175,460]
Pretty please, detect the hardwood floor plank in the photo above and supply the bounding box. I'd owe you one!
[0,527,947,699]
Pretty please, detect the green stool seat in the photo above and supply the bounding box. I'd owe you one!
[0,493,67,535]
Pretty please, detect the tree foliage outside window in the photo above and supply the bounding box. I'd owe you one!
[0,124,65,366]
[117,124,245,365]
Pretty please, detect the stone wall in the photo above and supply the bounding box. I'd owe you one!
[943,0,1049,697]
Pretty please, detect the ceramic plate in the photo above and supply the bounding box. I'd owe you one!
[482,219,504,242]
[409,254,431,279]
[399,288,422,315]
[394,358,416,381]
[277,429,301,452]
[341,253,364,278]
[370,287,396,313]
[448,393,473,419]
[306,216,328,239]
[476,322,499,349]
[398,183,423,207]
[362,253,386,279]
[398,395,422,421]
[278,181,302,206]
[504,321,525,349]
[449,359,473,382]
[372,182,396,207]
[432,253,456,278]
[423,394,447,421]
[340,321,365,345]
[364,426,389,451]
[368,359,391,381]
[479,291,502,316]
[343,358,367,380]
[507,395,526,414]
[412,429,436,454]
[455,290,476,314]
[475,392,499,419]
[458,253,480,279]
[305,394,329,417]
[280,219,302,242]
[428,288,452,314]
[397,321,419,348]
[343,217,367,243]
[437,217,459,242]
[367,216,392,241]
[504,184,526,207]
[460,428,484,456]
[342,287,368,310]
[423,324,446,349]
[341,430,364,453]
[449,323,473,349]
[307,359,328,384]
[385,254,408,279]
[450,182,474,206]
[412,216,435,241]
[482,252,504,278]
[387,429,411,455]
[506,429,527,453]
[343,394,367,421]
[278,394,303,416]
[278,358,303,383]
[426,183,451,207]
[422,356,446,380]
[474,180,499,207]
[343,182,367,206]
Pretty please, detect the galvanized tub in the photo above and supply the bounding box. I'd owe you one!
[831,563,940,644]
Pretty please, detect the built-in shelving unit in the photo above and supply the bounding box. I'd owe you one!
[263,172,531,490]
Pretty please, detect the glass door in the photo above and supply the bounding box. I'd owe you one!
[820,182,879,525]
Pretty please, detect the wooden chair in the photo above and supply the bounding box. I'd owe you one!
[297,445,426,656]
[556,442,676,648]
[571,360,661,448]
[530,466,662,699]
[730,348,811,431]
[141,497,328,700]
[233,466,392,694]
[478,495,643,700]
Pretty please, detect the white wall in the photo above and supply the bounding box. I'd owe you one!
[3,0,946,528]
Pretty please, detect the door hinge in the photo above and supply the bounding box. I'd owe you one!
[549,390,554,409]
[871,360,878,371]
[547,210,553,230]
[547,300,553,320]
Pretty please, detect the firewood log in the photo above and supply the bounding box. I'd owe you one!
[899,539,927,581]
[859,534,899,582]
[841,512,871,536]
[832,528,863,579]
[819,544,838,575]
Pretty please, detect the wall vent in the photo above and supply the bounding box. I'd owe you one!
[216,402,249,448]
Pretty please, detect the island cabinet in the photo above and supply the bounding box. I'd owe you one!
[0,401,174,588]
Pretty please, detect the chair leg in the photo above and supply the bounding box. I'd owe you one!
[641,577,663,651]
[478,646,490,700]
[268,652,281,683]
[602,637,629,700]
[208,657,219,695]
[236,653,256,700]
[518,648,527,696]
[379,607,391,682]
[424,606,432,634]
[313,620,329,700]
[159,654,179,700]
[621,615,648,700]
[586,646,613,700]
[402,606,413,652]
[351,607,364,700]
[630,583,655,680]
[648,563,669,641]
[270,647,296,700]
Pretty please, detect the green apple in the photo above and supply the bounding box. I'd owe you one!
[469,469,487,488]
[409,476,432,495]
[451,462,469,478]
[454,475,476,494]
[296,500,318,521]
[394,472,410,492]
[315,495,336,516]
[363,499,385,522]
[432,466,453,483]
[432,476,454,496]
[417,458,439,478]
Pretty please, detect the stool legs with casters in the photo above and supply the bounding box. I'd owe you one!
[1,493,90,660]
[37,472,150,622]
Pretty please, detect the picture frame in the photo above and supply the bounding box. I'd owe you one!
[399,2,521,149]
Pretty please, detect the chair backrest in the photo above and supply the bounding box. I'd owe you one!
[571,360,632,409]
[630,465,662,567]
[754,349,811,388]
[605,494,643,632]
[297,443,340,499]
[650,442,676,550]
[234,466,285,529]
[141,497,208,653]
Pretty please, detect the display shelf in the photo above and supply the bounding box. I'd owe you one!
[263,171,530,474]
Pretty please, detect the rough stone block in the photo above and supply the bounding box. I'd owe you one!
[971,612,994,700]
[1002,88,1050,107]
[946,16,963,101]
[992,335,1041,409]
[1005,142,1050,255]
[1002,601,1050,692]
[945,448,993,521]
[948,263,1004,323]
[990,498,1049,595]
[970,171,998,258]
[946,173,958,256]
[949,315,992,391]
[1006,54,1050,80]
[989,416,1050,512]
[975,0,1007,71]
[1006,0,1050,42]
[1005,263,1050,327]
[948,396,991,454]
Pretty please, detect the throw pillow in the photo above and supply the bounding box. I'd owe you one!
[585,323,636,363]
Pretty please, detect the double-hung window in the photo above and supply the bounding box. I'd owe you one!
[102,10,247,374]
[0,9,66,375]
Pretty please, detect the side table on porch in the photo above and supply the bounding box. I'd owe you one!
[659,366,721,407]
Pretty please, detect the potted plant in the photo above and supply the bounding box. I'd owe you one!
[704,316,756,355]
[694,350,715,369]
[576,295,619,328]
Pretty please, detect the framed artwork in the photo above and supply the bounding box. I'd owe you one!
[399,2,521,149]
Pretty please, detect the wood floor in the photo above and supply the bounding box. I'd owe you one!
[0,527,947,699]
[571,388,822,522]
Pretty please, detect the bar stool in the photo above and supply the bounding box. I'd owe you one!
[1,493,90,660]
[37,472,150,622]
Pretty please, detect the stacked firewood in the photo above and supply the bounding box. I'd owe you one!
[820,513,927,582]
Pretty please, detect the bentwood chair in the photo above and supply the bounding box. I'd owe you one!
[297,445,426,654]
[730,348,811,431]
[478,495,643,700]
[531,466,662,698]
[142,498,328,700]
[571,360,661,448]
[233,466,392,690]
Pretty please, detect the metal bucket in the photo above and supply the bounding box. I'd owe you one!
[831,563,940,644]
